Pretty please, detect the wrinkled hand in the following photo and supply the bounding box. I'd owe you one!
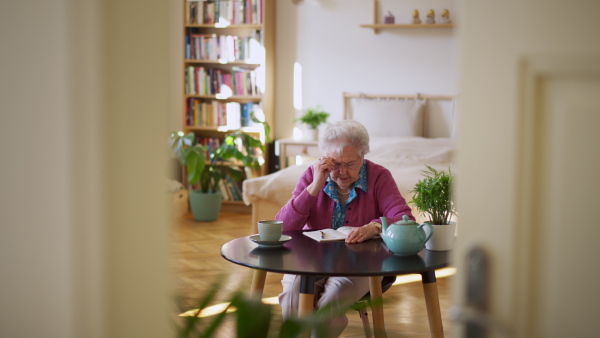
[306,156,336,196]
[345,223,379,244]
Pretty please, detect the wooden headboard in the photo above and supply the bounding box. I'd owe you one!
[342,92,456,139]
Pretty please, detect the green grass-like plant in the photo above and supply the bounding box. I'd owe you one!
[295,106,329,130]
[409,165,456,225]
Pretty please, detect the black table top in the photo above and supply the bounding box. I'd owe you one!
[220,230,450,277]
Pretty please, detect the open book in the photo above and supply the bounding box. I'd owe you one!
[303,227,359,242]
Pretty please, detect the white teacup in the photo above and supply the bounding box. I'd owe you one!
[258,220,283,241]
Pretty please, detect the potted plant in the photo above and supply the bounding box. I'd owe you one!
[409,165,457,251]
[169,118,270,221]
[295,105,329,141]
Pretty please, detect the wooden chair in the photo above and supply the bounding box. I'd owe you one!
[352,275,397,338]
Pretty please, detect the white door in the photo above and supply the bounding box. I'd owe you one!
[454,1,600,337]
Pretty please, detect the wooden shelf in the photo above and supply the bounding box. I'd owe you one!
[361,0,454,34]
[184,125,263,133]
[223,200,247,205]
[360,23,454,30]
[185,24,263,29]
[184,59,261,67]
[220,201,251,214]
[184,94,262,101]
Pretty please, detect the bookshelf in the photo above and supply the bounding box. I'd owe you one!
[183,0,275,205]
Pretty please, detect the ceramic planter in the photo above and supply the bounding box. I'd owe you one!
[304,128,318,141]
[188,189,222,221]
[423,221,456,251]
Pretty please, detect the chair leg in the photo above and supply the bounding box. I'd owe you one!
[358,307,372,338]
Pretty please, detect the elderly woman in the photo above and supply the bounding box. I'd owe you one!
[276,119,414,337]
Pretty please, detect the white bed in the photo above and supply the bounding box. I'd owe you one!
[243,93,456,233]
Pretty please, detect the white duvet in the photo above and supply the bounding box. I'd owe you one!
[242,137,455,222]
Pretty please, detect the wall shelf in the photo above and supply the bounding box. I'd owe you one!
[360,24,453,32]
[361,0,454,34]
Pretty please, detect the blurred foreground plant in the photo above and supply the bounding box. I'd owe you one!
[174,275,384,338]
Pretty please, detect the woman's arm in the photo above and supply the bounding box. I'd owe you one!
[372,167,414,224]
[276,157,339,231]
[275,167,317,230]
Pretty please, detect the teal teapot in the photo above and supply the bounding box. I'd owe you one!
[380,215,434,256]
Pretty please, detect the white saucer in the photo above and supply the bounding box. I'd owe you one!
[249,234,292,248]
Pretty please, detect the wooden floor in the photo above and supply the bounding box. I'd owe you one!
[172,210,454,337]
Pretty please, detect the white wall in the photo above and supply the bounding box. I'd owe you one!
[275,0,458,139]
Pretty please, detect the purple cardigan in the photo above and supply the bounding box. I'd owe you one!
[276,160,414,231]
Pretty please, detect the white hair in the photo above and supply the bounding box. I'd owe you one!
[318,120,370,157]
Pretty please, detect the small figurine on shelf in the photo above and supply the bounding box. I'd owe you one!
[426,9,436,24]
[384,11,395,24]
[440,9,451,24]
[412,9,421,24]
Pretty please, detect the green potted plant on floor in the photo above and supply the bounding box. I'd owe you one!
[169,117,270,221]
[295,105,329,141]
[409,165,457,251]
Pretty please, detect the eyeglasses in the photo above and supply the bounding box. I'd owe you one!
[331,160,362,171]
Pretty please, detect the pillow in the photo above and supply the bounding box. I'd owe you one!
[350,98,425,137]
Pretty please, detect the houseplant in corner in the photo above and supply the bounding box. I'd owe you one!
[169,119,269,221]
[295,105,329,141]
[409,165,457,251]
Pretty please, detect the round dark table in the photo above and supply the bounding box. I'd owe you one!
[221,230,450,338]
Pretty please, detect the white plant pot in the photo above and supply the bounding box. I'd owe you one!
[423,222,456,251]
[304,128,318,141]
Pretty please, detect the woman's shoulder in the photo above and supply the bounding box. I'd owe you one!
[365,159,389,173]
[365,160,395,181]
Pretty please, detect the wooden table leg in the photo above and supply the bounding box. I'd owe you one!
[421,270,444,338]
[298,276,317,338]
[298,293,314,318]
[369,276,387,338]
[251,269,267,298]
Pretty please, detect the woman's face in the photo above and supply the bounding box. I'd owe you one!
[326,145,363,191]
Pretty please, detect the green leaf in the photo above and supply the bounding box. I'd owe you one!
[185,146,206,186]
[178,277,223,338]
[250,111,272,144]
[199,305,230,338]
[230,293,272,338]
[182,132,196,147]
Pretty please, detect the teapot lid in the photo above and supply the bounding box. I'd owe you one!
[397,215,418,225]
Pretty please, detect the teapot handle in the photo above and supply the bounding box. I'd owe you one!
[418,223,435,250]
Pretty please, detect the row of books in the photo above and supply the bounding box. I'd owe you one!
[192,136,260,162]
[185,66,260,96]
[186,98,261,129]
[219,175,244,201]
[186,0,263,25]
[196,137,222,160]
[185,31,262,62]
